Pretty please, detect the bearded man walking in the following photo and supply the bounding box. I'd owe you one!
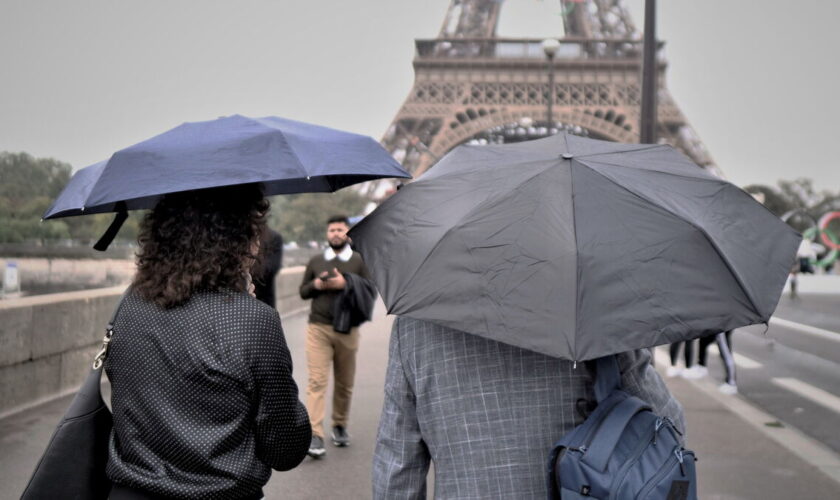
[299,215,373,459]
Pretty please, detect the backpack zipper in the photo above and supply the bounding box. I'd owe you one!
[653,417,665,445]
[636,446,694,500]
[607,419,658,500]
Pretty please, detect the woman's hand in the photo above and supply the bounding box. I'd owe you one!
[245,272,256,297]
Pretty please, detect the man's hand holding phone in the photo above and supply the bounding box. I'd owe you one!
[314,268,346,290]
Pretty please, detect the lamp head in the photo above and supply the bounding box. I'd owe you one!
[542,38,560,58]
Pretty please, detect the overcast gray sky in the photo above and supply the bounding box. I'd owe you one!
[1,0,838,189]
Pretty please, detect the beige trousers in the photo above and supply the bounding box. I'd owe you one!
[305,322,360,438]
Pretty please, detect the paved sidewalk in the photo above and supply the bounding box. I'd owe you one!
[653,349,840,499]
[2,305,839,498]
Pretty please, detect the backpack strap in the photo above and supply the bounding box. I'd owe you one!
[581,395,652,472]
[593,355,621,403]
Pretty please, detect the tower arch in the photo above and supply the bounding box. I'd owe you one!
[373,1,717,192]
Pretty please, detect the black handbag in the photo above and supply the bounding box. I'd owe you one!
[21,292,129,500]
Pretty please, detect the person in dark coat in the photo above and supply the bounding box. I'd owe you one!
[254,228,284,308]
[106,184,310,499]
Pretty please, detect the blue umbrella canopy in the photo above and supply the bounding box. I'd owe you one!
[44,115,410,219]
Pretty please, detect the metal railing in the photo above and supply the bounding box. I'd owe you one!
[415,38,659,61]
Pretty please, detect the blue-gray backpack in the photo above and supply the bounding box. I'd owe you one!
[547,355,697,499]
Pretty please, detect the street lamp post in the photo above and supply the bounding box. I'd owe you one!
[542,38,560,131]
[640,0,658,144]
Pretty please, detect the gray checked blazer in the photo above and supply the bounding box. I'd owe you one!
[372,317,685,500]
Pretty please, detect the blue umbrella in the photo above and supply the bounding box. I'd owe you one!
[44,115,410,248]
[46,115,409,218]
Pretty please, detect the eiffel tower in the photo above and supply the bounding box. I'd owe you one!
[374,0,718,191]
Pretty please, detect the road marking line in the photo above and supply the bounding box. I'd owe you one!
[772,377,840,414]
[770,317,840,343]
[707,345,763,369]
[733,353,762,369]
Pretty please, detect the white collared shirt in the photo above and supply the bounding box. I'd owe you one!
[324,245,353,262]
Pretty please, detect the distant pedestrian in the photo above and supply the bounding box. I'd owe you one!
[106,184,310,499]
[698,331,737,394]
[372,318,685,499]
[254,228,284,308]
[299,215,375,458]
[668,340,702,378]
[797,238,817,274]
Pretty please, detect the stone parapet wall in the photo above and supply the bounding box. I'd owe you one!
[0,267,306,417]
[1,249,319,297]
[0,257,135,296]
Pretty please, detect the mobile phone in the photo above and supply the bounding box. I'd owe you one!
[319,270,334,281]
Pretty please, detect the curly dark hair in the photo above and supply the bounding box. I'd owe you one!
[134,183,269,308]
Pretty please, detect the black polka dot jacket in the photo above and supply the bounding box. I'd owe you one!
[104,288,311,499]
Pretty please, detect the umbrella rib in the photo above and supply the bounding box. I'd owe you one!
[575,159,764,319]
[248,117,315,180]
[414,157,555,183]
[575,152,715,181]
[79,155,119,211]
[573,143,666,160]
[569,159,580,362]
[258,130,313,181]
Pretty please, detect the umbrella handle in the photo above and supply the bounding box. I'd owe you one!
[93,202,128,251]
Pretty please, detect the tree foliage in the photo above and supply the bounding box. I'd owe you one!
[743,178,840,233]
[10,148,836,247]
[0,151,371,246]
[267,190,369,244]
[0,152,141,244]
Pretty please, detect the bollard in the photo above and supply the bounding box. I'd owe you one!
[2,261,22,299]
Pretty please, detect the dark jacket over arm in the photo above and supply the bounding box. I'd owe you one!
[332,272,377,333]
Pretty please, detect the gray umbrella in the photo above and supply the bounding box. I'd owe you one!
[349,133,800,361]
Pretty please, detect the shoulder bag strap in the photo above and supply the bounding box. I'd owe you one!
[92,286,133,370]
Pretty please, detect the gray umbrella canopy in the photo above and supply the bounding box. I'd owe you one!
[350,133,801,361]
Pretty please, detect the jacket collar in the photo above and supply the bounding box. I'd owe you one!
[325,245,353,262]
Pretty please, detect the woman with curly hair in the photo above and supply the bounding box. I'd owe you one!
[105,184,310,500]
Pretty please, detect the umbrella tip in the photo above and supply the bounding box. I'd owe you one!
[562,153,574,160]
